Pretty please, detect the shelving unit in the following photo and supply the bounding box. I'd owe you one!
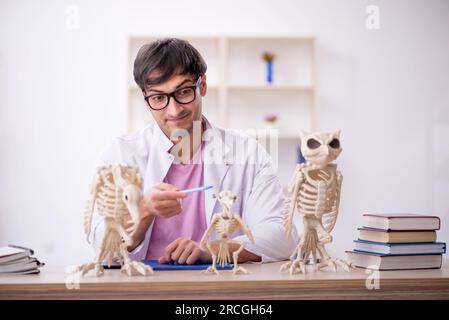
[127,35,318,185]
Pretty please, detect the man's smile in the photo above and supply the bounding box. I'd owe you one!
[166,112,190,123]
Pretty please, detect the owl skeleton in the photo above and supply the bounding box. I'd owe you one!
[199,191,255,275]
[281,130,354,274]
[75,164,153,276]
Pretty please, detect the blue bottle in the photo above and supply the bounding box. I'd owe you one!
[266,61,273,84]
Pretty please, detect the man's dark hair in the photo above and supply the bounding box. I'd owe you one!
[133,38,207,91]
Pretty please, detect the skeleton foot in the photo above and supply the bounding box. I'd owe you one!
[280,257,308,274]
[232,265,249,275]
[280,261,292,272]
[201,266,220,275]
[319,257,355,272]
[75,262,104,276]
[290,259,307,274]
[121,261,154,276]
[281,259,307,274]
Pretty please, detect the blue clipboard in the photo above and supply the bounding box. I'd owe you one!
[143,260,233,271]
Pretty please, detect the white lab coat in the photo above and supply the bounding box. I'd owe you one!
[91,117,298,262]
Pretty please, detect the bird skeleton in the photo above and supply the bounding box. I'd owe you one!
[75,164,153,276]
[281,130,355,274]
[199,191,255,275]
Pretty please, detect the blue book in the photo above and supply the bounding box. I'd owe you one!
[142,260,233,271]
[353,239,446,256]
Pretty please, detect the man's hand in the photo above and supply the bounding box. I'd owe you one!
[126,183,186,252]
[159,238,211,265]
[141,182,187,218]
[159,238,262,265]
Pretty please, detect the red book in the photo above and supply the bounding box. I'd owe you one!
[362,213,441,231]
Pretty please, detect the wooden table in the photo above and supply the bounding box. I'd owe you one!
[1,261,449,299]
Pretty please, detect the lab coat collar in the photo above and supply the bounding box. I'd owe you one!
[153,119,175,152]
[202,117,233,222]
[142,122,173,194]
[134,120,173,159]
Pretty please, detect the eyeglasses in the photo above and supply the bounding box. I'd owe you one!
[144,77,201,110]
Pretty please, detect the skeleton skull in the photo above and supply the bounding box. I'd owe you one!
[111,165,142,227]
[299,130,342,166]
[213,191,237,218]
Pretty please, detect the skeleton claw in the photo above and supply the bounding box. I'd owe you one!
[74,262,104,276]
[121,261,154,276]
[202,266,219,275]
[280,261,292,272]
[280,260,306,274]
[319,258,355,272]
[290,260,306,274]
[232,266,249,275]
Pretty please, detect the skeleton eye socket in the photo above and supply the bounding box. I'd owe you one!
[307,138,321,149]
[125,195,128,201]
[329,138,340,149]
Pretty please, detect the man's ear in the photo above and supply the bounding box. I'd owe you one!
[200,74,207,97]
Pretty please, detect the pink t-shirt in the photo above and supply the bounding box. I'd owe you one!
[145,143,207,260]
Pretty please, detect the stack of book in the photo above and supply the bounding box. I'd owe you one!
[0,245,44,274]
[346,213,446,270]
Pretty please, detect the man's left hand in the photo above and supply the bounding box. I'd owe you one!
[159,238,210,264]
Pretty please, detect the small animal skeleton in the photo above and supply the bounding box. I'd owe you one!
[281,130,354,274]
[199,191,255,275]
[75,164,153,276]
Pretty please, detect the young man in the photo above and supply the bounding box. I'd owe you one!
[91,38,297,264]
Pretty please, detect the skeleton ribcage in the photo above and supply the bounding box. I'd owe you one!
[96,171,127,221]
[214,217,240,237]
[297,169,337,217]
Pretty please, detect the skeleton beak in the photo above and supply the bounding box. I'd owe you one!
[127,203,141,226]
[122,185,142,226]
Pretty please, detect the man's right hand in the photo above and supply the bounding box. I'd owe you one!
[127,183,187,252]
[140,182,187,219]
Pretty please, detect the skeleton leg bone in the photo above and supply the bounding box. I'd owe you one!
[119,243,153,276]
[202,241,220,275]
[280,238,307,274]
[229,240,249,275]
[75,232,112,276]
[281,216,320,274]
[279,247,298,272]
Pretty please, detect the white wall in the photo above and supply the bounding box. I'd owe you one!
[1,0,448,266]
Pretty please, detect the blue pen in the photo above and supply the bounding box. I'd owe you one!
[181,185,213,194]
